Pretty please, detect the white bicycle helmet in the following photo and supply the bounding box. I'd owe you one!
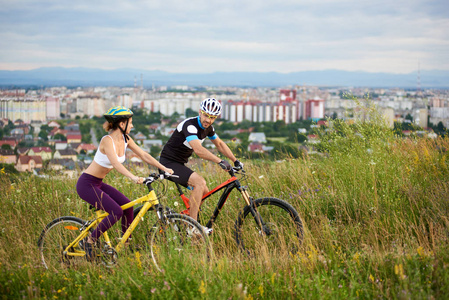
[200,98,222,116]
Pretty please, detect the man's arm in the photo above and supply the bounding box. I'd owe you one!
[211,137,237,163]
[188,139,222,163]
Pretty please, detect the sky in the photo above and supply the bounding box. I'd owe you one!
[0,0,448,74]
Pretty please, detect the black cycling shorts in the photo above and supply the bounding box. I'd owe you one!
[160,157,194,188]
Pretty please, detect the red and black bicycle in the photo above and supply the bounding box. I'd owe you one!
[136,165,304,257]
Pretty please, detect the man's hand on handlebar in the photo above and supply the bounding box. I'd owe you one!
[234,160,244,170]
[218,159,232,171]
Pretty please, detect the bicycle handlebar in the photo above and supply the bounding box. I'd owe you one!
[143,172,179,186]
[148,166,243,188]
[229,165,245,176]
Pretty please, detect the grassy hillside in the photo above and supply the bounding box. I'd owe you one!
[1,114,449,298]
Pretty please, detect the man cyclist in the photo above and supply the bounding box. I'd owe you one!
[159,98,243,231]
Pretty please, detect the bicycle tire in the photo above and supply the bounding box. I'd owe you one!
[37,216,87,270]
[234,197,304,257]
[132,208,213,272]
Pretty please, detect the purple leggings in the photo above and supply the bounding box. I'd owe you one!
[76,173,134,242]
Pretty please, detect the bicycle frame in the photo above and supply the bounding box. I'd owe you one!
[63,188,161,258]
[176,169,261,229]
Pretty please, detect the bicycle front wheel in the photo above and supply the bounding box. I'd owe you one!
[149,213,213,273]
[37,216,87,270]
[234,197,304,258]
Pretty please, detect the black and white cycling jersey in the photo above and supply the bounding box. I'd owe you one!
[160,116,218,164]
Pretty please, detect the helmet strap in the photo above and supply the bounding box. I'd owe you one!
[119,119,130,143]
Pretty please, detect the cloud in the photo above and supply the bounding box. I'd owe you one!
[0,0,448,73]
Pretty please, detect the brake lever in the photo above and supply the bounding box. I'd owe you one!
[232,167,244,173]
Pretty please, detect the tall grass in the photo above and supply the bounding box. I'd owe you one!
[1,105,449,298]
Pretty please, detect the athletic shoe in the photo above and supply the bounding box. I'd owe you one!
[187,225,213,236]
[202,226,213,235]
[79,239,98,261]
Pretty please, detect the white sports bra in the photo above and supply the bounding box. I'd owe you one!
[93,135,127,169]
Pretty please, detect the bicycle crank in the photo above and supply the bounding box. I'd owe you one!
[101,245,118,268]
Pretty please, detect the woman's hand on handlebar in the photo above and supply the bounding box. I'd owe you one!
[132,176,145,184]
[164,167,174,175]
[144,172,179,185]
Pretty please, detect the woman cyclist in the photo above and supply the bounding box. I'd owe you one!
[76,106,173,259]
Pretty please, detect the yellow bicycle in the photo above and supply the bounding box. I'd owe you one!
[37,173,212,272]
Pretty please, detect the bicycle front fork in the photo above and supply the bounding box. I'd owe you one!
[239,189,269,234]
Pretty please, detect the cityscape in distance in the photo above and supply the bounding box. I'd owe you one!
[1,69,449,175]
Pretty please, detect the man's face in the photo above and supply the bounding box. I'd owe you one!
[199,110,217,128]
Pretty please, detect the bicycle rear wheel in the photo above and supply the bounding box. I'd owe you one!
[149,213,213,272]
[234,197,304,258]
[37,216,87,270]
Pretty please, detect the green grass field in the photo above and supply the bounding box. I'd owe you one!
[1,116,449,299]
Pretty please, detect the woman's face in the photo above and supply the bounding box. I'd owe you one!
[119,117,133,134]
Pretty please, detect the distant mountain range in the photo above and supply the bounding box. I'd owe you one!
[0,67,448,88]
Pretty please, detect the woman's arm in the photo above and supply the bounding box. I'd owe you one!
[102,137,143,183]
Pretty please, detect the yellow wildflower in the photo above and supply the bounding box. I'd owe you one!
[198,280,206,294]
[352,252,360,266]
[135,251,142,269]
[394,264,406,280]
[417,246,425,257]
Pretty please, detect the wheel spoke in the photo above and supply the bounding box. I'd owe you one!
[38,217,87,270]
[235,198,304,257]
[149,214,213,272]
